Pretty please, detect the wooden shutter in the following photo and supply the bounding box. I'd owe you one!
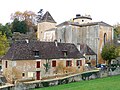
[36,61,40,68]
[52,61,56,67]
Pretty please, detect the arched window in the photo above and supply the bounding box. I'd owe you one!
[104,33,107,45]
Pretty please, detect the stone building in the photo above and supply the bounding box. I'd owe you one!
[2,41,85,83]
[37,12,113,65]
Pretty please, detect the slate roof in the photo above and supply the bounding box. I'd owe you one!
[40,11,56,23]
[71,21,113,27]
[79,44,96,55]
[3,41,84,60]
[57,21,112,27]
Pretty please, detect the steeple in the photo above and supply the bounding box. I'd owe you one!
[40,11,56,23]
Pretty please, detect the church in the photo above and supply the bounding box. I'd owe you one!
[37,11,114,66]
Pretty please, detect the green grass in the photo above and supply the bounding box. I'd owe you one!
[33,75,120,90]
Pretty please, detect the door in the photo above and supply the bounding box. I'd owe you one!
[36,71,40,80]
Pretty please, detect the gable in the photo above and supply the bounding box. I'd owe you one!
[40,11,56,23]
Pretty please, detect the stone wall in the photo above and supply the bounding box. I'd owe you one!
[37,22,56,41]
[3,67,120,90]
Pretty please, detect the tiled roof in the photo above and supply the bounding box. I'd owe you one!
[40,11,56,23]
[79,44,96,55]
[3,41,84,60]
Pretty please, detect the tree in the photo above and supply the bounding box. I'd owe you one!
[11,11,37,27]
[0,32,9,56]
[43,59,50,73]
[114,24,120,39]
[11,18,28,34]
[101,43,119,70]
[37,9,43,22]
[0,23,12,39]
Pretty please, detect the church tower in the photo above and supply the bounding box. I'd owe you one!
[37,11,56,40]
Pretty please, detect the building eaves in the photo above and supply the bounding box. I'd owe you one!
[71,21,113,27]
[73,16,92,20]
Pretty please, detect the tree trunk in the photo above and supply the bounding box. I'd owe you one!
[108,60,111,71]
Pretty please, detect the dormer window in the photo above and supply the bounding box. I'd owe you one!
[62,51,68,57]
[34,51,40,57]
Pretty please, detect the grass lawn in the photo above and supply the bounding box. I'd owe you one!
[33,75,120,90]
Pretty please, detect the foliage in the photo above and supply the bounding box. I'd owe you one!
[55,61,65,74]
[114,25,120,39]
[11,18,28,34]
[11,10,37,27]
[43,59,50,72]
[37,9,43,22]
[33,75,120,90]
[0,32,9,56]
[101,43,119,70]
[55,61,76,74]
[11,10,37,35]
[0,23,12,39]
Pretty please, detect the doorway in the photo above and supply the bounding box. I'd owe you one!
[36,71,40,80]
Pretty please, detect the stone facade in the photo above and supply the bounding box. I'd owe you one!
[37,22,56,41]
[2,41,85,84]
[37,11,56,41]
[39,14,113,65]
[2,58,85,84]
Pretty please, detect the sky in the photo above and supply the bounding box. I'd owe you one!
[0,0,120,25]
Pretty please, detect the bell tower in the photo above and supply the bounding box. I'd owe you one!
[37,11,56,41]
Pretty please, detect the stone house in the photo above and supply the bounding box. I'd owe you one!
[2,41,85,83]
[37,12,113,65]
[79,44,96,66]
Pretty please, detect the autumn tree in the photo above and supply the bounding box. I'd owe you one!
[101,43,119,70]
[0,32,9,56]
[11,11,37,26]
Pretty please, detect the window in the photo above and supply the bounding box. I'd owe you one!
[52,61,56,67]
[66,60,72,67]
[104,33,107,45]
[36,61,40,68]
[89,57,91,60]
[22,73,25,77]
[76,60,82,66]
[5,61,7,68]
[34,51,40,57]
[82,20,84,22]
[62,51,68,57]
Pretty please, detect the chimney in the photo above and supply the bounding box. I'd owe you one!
[76,14,81,18]
[54,40,58,47]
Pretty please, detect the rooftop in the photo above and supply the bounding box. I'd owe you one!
[3,41,84,60]
[40,11,56,23]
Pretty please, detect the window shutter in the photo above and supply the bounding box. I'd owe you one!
[52,61,56,67]
[37,61,40,68]
[80,60,82,66]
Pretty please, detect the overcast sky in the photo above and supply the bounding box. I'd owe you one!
[0,0,120,25]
